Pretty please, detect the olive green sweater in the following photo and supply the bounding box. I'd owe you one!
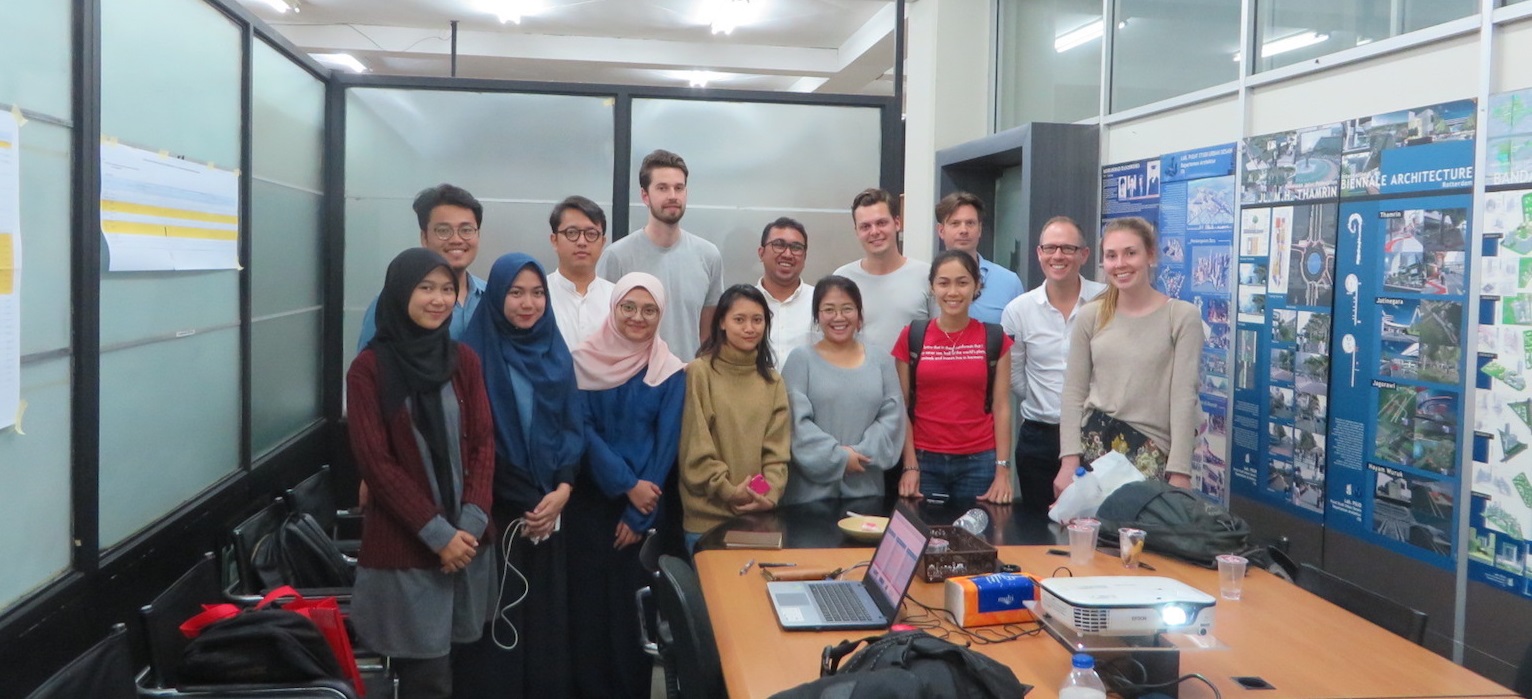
[679,345,791,535]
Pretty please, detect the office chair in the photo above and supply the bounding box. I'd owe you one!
[138,553,361,698]
[283,465,362,555]
[26,623,136,699]
[634,532,679,697]
[1513,637,1532,698]
[653,555,726,699]
[1297,562,1428,645]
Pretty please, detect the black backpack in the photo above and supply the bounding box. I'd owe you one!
[768,629,1031,699]
[1095,479,1256,568]
[179,608,345,685]
[252,512,354,590]
[906,320,1005,420]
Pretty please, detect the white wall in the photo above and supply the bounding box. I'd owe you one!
[1104,96,1241,164]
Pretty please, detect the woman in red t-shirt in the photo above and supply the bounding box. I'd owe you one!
[893,249,1014,503]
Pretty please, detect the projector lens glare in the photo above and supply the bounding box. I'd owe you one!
[1161,605,1188,626]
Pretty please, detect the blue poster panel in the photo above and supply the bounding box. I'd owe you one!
[1469,187,1532,597]
[1229,203,1335,522]
[1331,193,1472,567]
[1340,99,1476,197]
[1240,123,1345,204]
[1102,158,1161,222]
[1155,144,1237,502]
[1487,88,1532,187]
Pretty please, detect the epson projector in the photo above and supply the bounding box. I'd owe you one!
[1039,576,1217,637]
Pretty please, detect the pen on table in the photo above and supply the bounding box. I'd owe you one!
[759,562,797,568]
[739,559,755,575]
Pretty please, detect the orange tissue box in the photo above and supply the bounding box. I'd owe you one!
[942,573,1040,628]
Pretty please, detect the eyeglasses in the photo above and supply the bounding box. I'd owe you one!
[430,225,480,241]
[1038,243,1083,255]
[766,239,807,255]
[818,305,858,318]
[558,227,604,243]
[616,301,661,320]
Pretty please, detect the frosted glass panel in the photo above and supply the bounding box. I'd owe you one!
[252,181,322,316]
[344,89,615,367]
[0,0,71,117]
[99,330,240,545]
[0,358,73,608]
[253,40,325,191]
[253,311,322,455]
[19,123,72,354]
[1111,0,1240,112]
[630,99,882,286]
[997,0,1103,129]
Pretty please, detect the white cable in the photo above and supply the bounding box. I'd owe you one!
[492,518,532,651]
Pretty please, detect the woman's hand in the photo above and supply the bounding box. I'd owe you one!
[627,480,662,515]
[438,530,478,573]
[614,521,642,550]
[525,484,572,540]
[979,467,1012,504]
[843,447,871,474]
[898,469,922,499]
[732,491,776,514]
[1167,472,1192,489]
[1053,454,1082,497]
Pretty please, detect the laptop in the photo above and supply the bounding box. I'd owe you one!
[767,502,933,631]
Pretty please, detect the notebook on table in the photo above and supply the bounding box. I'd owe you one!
[766,502,933,631]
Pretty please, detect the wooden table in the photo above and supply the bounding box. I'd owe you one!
[696,546,1514,698]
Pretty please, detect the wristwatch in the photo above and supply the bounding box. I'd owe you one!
[995,459,1010,468]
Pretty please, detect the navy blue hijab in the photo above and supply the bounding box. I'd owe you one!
[461,253,584,492]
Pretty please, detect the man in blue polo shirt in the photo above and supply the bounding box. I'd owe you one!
[935,191,1023,324]
[357,183,489,349]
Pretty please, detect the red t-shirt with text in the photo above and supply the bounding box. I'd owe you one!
[892,319,1012,454]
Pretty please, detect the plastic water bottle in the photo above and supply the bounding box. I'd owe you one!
[952,508,988,537]
[1059,653,1108,699]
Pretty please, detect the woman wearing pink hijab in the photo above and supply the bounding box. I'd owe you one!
[564,272,686,699]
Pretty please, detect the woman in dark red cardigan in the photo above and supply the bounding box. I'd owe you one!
[346,248,497,699]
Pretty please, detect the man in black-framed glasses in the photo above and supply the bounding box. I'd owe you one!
[547,195,615,349]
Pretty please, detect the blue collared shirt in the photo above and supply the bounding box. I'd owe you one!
[971,256,1024,325]
[356,272,488,351]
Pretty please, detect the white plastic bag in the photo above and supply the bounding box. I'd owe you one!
[1048,450,1146,523]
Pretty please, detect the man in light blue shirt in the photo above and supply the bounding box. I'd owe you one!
[935,192,1023,324]
[357,184,488,349]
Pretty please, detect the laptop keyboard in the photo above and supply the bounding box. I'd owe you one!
[810,583,874,622]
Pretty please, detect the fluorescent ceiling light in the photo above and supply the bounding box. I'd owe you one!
[1261,31,1329,58]
[255,0,297,12]
[1054,19,1103,53]
[708,0,754,35]
[312,53,367,73]
[681,70,730,88]
[486,0,546,23]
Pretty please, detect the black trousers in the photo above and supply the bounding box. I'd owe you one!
[1014,420,1062,512]
[392,655,451,699]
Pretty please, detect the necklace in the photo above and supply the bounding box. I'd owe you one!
[935,319,965,342]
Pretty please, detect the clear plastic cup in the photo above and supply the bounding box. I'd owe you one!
[1119,528,1146,569]
[1217,554,1248,600]
[1067,523,1098,565]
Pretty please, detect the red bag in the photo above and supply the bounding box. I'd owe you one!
[179,585,364,695]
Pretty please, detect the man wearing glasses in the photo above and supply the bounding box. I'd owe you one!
[935,191,1023,324]
[357,183,488,349]
[547,195,615,349]
[999,216,1107,511]
[754,217,814,364]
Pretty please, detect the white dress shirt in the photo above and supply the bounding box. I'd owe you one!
[756,278,815,366]
[549,269,615,350]
[999,276,1108,424]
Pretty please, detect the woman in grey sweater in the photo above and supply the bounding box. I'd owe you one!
[780,275,906,504]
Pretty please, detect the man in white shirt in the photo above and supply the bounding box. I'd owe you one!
[833,188,931,357]
[936,191,1023,324]
[547,195,616,350]
[754,217,814,366]
[999,216,1107,511]
[598,149,722,360]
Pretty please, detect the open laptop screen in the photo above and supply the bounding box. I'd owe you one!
[864,505,927,610]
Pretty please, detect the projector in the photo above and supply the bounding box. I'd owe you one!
[1039,576,1216,637]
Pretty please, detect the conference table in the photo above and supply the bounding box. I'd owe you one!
[695,544,1514,698]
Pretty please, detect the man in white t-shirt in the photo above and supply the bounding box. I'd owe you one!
[833,188,931,358]
[598,149,722,360]
[999,216,1107,511]
[547,195,616,350]
[755,217,814,365]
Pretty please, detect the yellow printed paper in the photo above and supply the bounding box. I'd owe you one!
[99,141,240,271]
[0,235,13,295]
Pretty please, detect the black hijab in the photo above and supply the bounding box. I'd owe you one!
[367,248,460,522]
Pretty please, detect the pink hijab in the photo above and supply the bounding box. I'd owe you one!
[571,272,687,390]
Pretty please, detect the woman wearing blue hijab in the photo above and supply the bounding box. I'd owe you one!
[453,253,585,699]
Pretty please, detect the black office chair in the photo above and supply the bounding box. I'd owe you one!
[227,498,353,598]
[138,553,360,698]
[1297,562,1428,645]
[284,466,362,555]
[26,623,136,699]
[653,555,726,699]
[1513,637,1532,698]
[634,531,679,697]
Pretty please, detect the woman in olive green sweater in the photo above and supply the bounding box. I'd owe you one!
[679,285,792,553]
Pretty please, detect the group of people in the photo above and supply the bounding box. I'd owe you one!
[343,149,1202,698]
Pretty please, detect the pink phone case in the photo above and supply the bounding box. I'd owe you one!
[748,474,770,495]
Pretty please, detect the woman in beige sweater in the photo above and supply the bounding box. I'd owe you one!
[1054,217,1203,497]
[679,285,791,552]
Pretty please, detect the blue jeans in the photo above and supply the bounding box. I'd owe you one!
[684,531,703,556]
[916,449,997,500]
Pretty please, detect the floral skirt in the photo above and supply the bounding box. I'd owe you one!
[1080,410,1168,480]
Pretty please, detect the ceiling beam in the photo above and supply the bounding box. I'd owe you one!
[816,3,896,93]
